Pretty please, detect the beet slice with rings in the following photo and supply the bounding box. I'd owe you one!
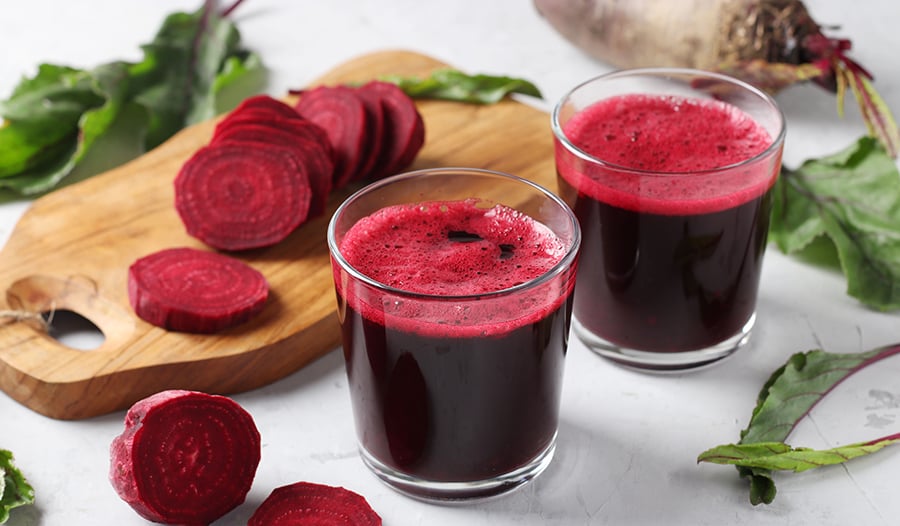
[213,112,334,156]
[174,143,312,250]
[248,482,382,526]
[230,94,303,121]
[109,390,262,525]
[212,126,334,216]
[294,85,370,190]
[358,80,425,180]
[352,86,386,182]
[127,247,269,333]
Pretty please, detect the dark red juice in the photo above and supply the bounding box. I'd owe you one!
[334,200,576,484]
[556,94,779,353]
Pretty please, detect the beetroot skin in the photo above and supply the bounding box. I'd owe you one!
[109,390,261,525]
[248,482,381,525]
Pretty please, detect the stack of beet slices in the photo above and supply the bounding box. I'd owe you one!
[132,85,425,334]
[294,80,426,189]
[175,95,335,252]
[174,84,424,252]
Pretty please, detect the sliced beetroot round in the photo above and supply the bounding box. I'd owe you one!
[358,81,425,180]
[174,143,312,250]
[128,247,269,333]
[109,390,262,526]
[248,482,381,526]
[294,85,370,190]
[352,87,386,182]
[230,94,303,121]
[213,112,334,156]
[211,126,334,216]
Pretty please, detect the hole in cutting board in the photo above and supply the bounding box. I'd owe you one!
[43,309,105,351]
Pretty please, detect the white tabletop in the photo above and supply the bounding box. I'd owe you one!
[2,1,900,524]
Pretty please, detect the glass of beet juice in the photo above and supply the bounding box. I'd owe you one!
[552,68,785,371]
[327,168,580,500]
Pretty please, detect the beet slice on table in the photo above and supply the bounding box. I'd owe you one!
[175,143,312,251]
[128,247,269,333]
[248,481,382,526]
[109,390,261,526]
[294,85,370,189]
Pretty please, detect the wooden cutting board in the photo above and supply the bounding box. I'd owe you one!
[0,50,557,420]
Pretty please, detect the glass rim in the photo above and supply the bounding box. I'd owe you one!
[551,67,787,177]
[326,167,581,301]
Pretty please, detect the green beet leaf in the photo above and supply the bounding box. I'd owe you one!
[699,344,900,505]
[0,62,133,195]
[0,1,263,197]
[131,4,259,149]
[770,136,900,310]
[0,449,34,524]
[699,435,900,473]
[0,65,111,183]
[0,121,76,179]
[0,65,105,123]
[382,69,543,104]
[0,65,104,179]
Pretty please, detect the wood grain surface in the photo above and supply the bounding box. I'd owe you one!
[0,50,557,420]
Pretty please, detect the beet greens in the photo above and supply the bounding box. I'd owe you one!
[0,449,34,524]
[0,1,262,196]
[770,137,900,310]
[698,344,900,505]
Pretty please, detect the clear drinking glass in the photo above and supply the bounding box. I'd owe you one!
[327,167,581,500]
[552,68,785,371]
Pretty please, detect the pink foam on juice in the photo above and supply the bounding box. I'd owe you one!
[560,94,777,215]
[337,199,571,337]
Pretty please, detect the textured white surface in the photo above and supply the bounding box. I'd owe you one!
[1,1,899,524]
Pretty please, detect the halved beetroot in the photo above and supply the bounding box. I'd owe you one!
[174,143,312,250]
[294,85,370,189]
[248,482,381,526]
[128,247,268,333]
[230,94,303,121]
[358,81,425,180]
[211,125,334,216]
[110,390,261,526]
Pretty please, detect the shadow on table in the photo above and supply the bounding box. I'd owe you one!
[440,417,643,523]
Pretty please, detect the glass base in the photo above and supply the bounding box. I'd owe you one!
[359,433,557,502]
[573,313,756,372]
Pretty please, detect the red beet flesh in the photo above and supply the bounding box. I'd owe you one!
[174,89,425,252]
[248,482,382,526]
[128,247,268,333]
[350,86,385,183]
[294,85,370,189]
[358,81,425,180]
[230,94,305,121]
[211,126,334,216]
[109,390,262,526]
[213,111,334,156]
[174,143,312,250]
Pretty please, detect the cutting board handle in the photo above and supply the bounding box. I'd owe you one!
[5,274,135,355]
